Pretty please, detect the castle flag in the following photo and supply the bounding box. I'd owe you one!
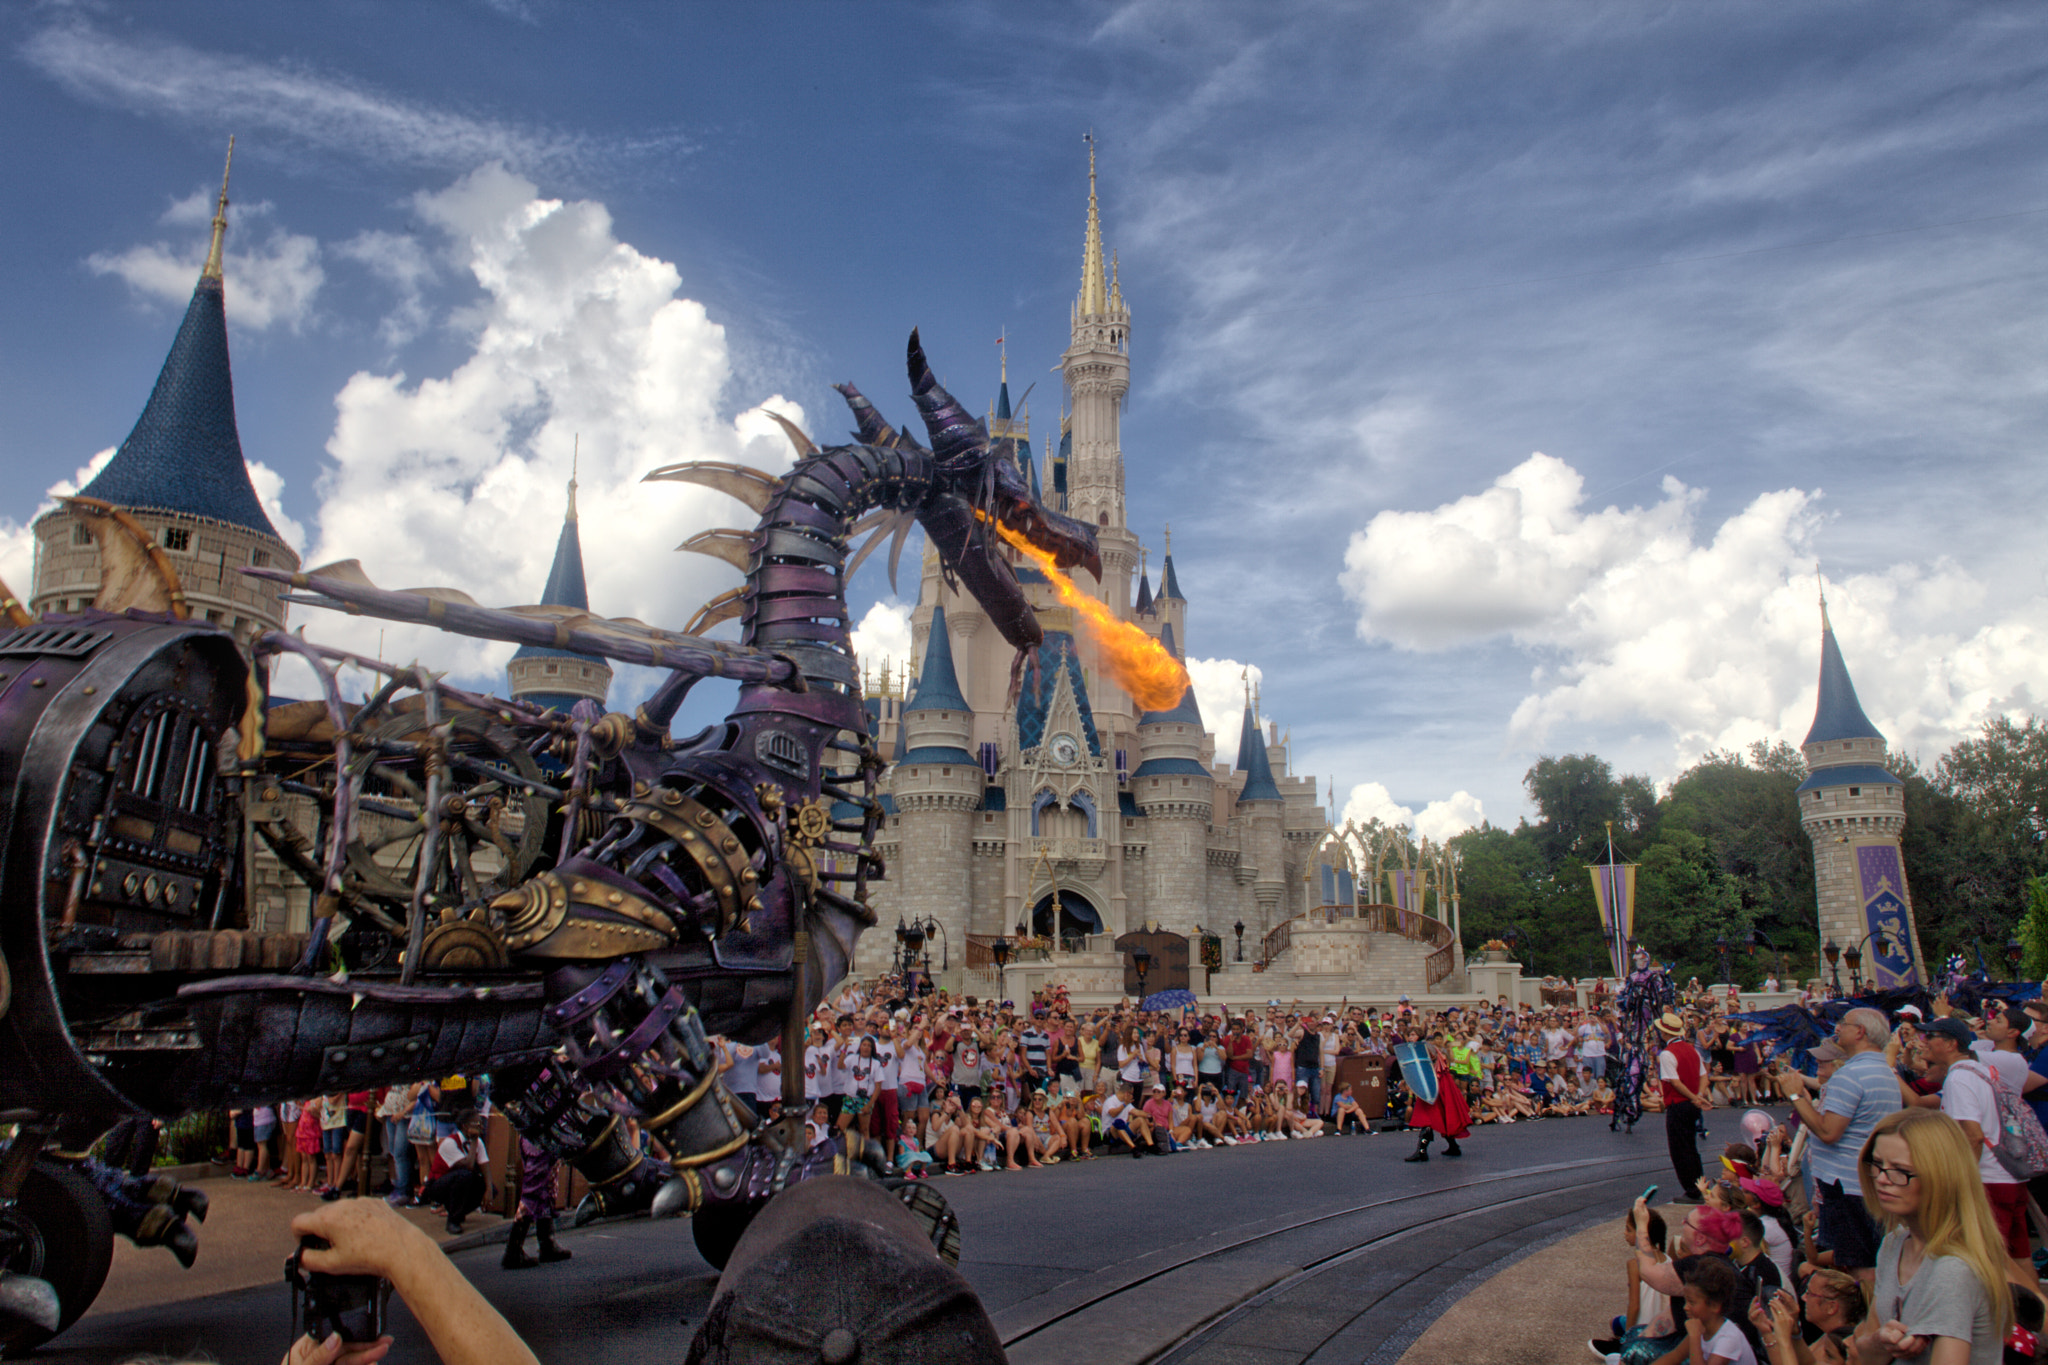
[1587,862,1637,977]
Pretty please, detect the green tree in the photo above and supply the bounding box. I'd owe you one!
[1658,744,1813,955]
[2017,876,2048,982]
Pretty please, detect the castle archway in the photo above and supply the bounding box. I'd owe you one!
[1030,887,1102,941]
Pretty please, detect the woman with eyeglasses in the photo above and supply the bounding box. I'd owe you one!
[1852,1108,2008,1365]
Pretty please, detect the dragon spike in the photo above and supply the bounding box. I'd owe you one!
[885,511,917,594]
[835,382,903,448]
[906,328,988,469]
[763,410,819,458]
[643,460,780,515]
[676,529,755,574]
[683,585,747,635]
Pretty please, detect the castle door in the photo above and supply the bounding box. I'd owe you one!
[1030,889,1101,947]
[1113,929,1190,996]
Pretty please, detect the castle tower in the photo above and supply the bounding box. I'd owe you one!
[1234,694,1287,947]
[31,141,300,645]
[1154,526,1188,652]
[1797,593,1925,988]
[505,468,612,712]
[1059,141,1140,623]
[892,606,980,962]
[1134,624,1211,939]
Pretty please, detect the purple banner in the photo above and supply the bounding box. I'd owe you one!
[1388,868,1419,914]
[1854,844,1919,988]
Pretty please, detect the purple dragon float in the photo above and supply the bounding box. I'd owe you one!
[0,333,1095,1353]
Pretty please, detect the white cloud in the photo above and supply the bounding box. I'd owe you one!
[334,230,438,349]
[22,19,677,177]
[291,163,800,700]
[851,601,913,683]
[1340,449,2048,773]
[1416,792,1485,843]
[1340,781,1411,831]
[1185,657,1259,764]
[88,230,324,332]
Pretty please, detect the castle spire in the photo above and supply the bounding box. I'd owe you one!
[202,136,233,282]
[1803,588,1883,745]
[904,605,969,714]
[1077,134,1108,317]
[1159,524,1186,602]
[1235,696,1282,802]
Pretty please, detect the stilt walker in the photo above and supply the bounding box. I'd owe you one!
[1396,1030,1471,1162]
[503,1134,573,1270]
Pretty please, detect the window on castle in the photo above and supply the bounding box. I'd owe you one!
[251,549,270,567]
[206,610,222,623]
[160,527,191,552]
[1181,778,1189,788]
[941,768,951,777]
[544,664,559,676]
[1848,787,1860,797]
[72,523,92,546]
[1098,513,1108,526]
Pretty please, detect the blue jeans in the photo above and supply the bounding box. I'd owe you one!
[1299,1069,1322,1116]
[384,1118,415,1193]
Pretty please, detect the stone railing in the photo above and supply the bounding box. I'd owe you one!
[1259,901,1455,970]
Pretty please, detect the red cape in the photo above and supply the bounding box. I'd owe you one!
[1409,1055,1471,1139]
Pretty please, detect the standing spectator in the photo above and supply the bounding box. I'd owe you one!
[377,1085,419,1204]
[318,1092,349,1195]
[406,1085,439,1206]
[500,1135,571,1271]
[324,1091,372,1201]
[1224,1020,1255,1101]
[1917,1017,2034,1286]
[1859,1107,2010,1364]
[1773,1007,1899,1290]
[1657,1013,1713,1199]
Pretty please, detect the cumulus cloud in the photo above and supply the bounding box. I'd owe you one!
[1185,657,1259,765]
[1340,450,2048,770]
[1337,783,1484,844]
[333,230,438,349]
[88,228,324,332]
[283,163,799,704]
[21,20,673,177]
[851,601,914,682]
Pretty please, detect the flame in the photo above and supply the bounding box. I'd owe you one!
[991,520,1191,712]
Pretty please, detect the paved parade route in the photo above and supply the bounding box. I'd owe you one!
[53,1114,1683,1365]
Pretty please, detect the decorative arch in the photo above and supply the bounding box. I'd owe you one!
[1067,789,1099,838]
[1030,886,1103,938]
[1029,788,1060,836]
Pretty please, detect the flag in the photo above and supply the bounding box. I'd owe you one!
[1587,862,1637,976]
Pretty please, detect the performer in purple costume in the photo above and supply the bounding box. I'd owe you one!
[502,1135,573,1270]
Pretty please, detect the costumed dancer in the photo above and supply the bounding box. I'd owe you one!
[502,1134,573,1271]
[1611,946,1674,1134]
[1396,1029,1471,1163]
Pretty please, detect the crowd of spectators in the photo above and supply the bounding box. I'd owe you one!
[1597,990,2048,1365]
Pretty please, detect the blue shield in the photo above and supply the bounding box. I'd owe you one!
[1394,1041,1438,1105]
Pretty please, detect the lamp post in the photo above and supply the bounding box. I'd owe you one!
[1132,947,1152,1002]
[1715,935,1732,988]
[1823,938,1841,997]
[893,916,912,975]
[919,914,948,971]
[2008,938,2025,980]
[1233,920,1245,963]
[1843,942,1863,994]
[1503,926,1522,964]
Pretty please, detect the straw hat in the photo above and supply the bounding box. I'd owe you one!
[1656,1012,1685,1037]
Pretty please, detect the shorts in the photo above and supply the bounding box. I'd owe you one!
[842,1093,870,1119]
[345,1110,368,1135]
[1814,1179,1882,1270]
[902,1082,928,1111]
[1986,1181,2030,1258]
[253,1121,276,1143]
[233,1112,255,1144]
[322,1128,347,1156]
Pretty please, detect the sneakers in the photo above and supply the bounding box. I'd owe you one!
[1221,1135,1237,1146]
[1588,1341,1621,1361]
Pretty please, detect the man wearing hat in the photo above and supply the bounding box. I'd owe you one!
[1772,1008,1897,1289]
[1921,1016,2035,1282]
[1654,1012,1711,1196]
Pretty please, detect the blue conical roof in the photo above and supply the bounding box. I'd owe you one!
[1134,571,1153,616]
[79,275,280,539]
[995,381,1012,421]
[513,481,599,665]
[904,605,969,713]
[1235,700,1281,802]
[1159,552,1185,602]
[1139,624,1203,727]
[1803,604,1884,745]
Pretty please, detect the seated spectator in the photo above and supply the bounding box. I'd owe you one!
[1331,1083,1369,1135]
[283,1190,540,1365]
[1591,1202,1676,1364]
[1678,1256,1756,1365]
[1141,1083,1176,1152]
[1101,1084,1152,1158]
[1684,1179,1745,1256]
[1052,1092,1093,1160]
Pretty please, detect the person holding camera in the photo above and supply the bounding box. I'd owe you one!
[1773,1009,1900,1291]
[281,1196,539,1365]
[416,1110,494,1237]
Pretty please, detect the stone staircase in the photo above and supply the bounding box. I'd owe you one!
[1262,930,1466,995]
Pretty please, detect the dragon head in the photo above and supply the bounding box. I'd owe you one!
[834,331,1101,653]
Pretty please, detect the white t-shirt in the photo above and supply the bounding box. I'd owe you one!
[803,1044,832,1100]
[1700,1317,1757,1365]
[1542,1027,1569,1060]
[899,1043,927,1088]
[1942,1061,2018,1185]
[1658,1051,1681,1083]
[754,1042,782,1104]
[873,1041,900,1089]
[724,1043,760,1098]
[1580,1033,1607,1061]
[1969,1041,2028,1093]
[436,1133,483,1171]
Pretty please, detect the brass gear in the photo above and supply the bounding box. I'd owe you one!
[791,798,831,845]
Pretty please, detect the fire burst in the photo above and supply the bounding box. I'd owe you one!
[991,521,1190,712]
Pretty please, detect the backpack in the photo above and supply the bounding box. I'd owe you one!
[1955,1060,2048,1179]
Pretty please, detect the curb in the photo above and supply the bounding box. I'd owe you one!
[439,1208,649,1256]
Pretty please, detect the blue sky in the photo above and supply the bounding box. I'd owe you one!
[5,1,2047,835]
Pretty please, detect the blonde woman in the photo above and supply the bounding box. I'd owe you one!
[1851,1108,2008,1365]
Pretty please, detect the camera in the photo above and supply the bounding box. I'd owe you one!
[286,1236,391,1345]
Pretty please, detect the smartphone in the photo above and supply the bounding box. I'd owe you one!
[1637,1183,1659,1204]
[286,1237,391,1345]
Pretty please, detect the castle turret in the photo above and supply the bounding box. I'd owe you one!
[1233,694,1287,950]
[506,470,612,712]
[1135,624,1211,939]
[31,141,300,645]
[1154,526,1187,652]
[1797,592,1925,988]
[890,606,980,968]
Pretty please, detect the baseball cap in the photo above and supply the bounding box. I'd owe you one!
[1809,1040,1847,1063]
[2026,999,2048,1024]
[1894,1004,1924,1021]
[1151,1082,1165,1092]
[1922,1017,1974,1047]
[1295,1080,1308,1089]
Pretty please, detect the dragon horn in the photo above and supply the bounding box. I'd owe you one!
[763,411,818,458]
[906,328,987,468]
[834,383,902,448]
